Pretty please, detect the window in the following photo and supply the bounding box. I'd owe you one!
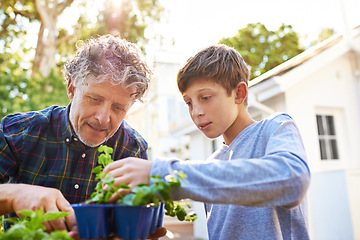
[316,114,339,160]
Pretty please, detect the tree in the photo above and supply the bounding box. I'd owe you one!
[310,28,335,46]
[0,0,163,118]
[0,0,39,68]
[220,23,305,80]
[57,0,164,58]
[33,0,75,77]
[1,0,163,76]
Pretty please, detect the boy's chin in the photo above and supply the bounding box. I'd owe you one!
[202,132,221,139]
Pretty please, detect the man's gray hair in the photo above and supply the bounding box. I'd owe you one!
[64,34,151,101]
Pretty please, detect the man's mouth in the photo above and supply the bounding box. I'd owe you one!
[87,123,108,133]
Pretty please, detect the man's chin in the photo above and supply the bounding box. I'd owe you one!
[79,136,107,148]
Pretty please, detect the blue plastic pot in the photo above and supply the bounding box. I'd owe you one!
[71,204,114,239]
[150,203,165,234]
[113,204,155,240]
[71,203,164,240]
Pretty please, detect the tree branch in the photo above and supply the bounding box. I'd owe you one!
[35,0,51,29]
[56,0,75,15]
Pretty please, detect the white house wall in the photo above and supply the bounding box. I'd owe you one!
[282,51,360,239]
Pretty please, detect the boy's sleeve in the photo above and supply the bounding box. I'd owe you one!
[150,116,310,208]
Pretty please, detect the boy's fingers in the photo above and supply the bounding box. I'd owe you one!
[147,227,167,239]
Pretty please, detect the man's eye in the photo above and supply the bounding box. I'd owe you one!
[89,97,100,102]
[113,105,124,112]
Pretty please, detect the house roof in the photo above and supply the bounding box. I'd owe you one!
[249,32,345,88]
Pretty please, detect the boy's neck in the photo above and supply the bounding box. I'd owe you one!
[223,110,255,145]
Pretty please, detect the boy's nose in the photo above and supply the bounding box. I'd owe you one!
[192,104,204,117]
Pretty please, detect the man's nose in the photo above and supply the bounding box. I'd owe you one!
[95,107,111,124]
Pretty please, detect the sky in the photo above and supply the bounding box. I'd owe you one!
[153,0,360,54]
[29,0,360,58]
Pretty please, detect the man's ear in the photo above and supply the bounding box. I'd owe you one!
[234,82,248,104]
[67,79,75,101]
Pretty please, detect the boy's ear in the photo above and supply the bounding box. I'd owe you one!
[234,82,247,104]
[67,78,75,101]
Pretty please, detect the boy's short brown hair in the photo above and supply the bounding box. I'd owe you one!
[177,44,250,97]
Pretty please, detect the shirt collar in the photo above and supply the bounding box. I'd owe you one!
[61,103,79,146]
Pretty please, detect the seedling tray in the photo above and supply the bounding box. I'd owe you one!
[72,203,164,240]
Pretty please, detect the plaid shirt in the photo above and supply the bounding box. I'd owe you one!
[0,104,148,204]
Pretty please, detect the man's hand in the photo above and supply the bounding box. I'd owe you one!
[6,184,77,235]
[102,157,153,202]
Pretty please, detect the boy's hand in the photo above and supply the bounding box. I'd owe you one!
[102,157,153,202]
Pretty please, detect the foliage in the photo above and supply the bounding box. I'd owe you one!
[87,145,197,222]
[0,66,69,120]
[220,22,305,80]
[0,208,73,240]
[310,28,335,46]
[0,0,163,117]
[56,0,164,66]
[0,216,3,235]
[0,0,39,48]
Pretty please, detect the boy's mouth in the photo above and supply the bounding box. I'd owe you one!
[198,122,211,131]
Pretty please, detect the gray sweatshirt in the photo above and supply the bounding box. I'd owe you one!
[151,113,311,239]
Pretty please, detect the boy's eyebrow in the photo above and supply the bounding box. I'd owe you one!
[183,87,216,97]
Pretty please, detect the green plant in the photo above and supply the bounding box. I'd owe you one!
[87,145,197,222]
[0,208,73,240]
[1,215,4,234]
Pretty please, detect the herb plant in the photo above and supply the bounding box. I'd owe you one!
[87,145,197,222]
[0,208,73,240]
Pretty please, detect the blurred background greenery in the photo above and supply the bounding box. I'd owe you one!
[0,0,333,119]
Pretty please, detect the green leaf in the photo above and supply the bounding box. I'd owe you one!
[92,165,102,174]
[17,209,37,218]
[43,211,70,222]
[102,177,115,184]
[122,194,135,206]
[118,184,131,189]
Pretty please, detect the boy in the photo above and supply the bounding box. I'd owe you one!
[104,44,311,239]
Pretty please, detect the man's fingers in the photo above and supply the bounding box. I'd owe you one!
[60,203,77,232]
[68,225,81,240]
[44,206,67,231]
[42,221,54,233]
[43,196,71,232]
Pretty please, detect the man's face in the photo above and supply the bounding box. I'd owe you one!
[67,80,136,147]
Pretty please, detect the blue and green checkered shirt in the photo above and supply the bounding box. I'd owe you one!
[0,104,148,204]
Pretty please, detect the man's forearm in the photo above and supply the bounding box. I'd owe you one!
[0,183,16,215]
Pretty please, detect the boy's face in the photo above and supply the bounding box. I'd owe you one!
[182,79,241,140]
[67,79,136,147]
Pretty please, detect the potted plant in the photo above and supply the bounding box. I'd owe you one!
[0,208,73,240]
[71,145,197,240]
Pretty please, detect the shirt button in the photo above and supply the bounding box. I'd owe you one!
[74,138,78,141]
[74,184,79,189]
[82,153,86,158]
[66,138,70,143]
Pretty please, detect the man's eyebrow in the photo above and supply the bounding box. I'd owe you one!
[130,92,140,98]
[86,93,104,99]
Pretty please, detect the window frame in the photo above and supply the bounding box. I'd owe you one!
[316,114,339,160]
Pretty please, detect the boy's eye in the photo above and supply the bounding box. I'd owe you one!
[185,101,192,106]
[201,96,211,101]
